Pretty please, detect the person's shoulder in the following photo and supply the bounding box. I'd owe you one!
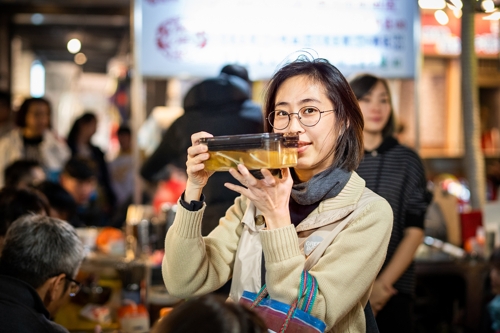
[386,140,424,164]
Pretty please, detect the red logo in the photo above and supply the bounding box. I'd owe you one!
[156,17,207,60]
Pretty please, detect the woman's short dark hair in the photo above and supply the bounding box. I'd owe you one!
[349,73,396,139]
[15,97,51,128]
[154,294,267,333]
[263,56,364,171]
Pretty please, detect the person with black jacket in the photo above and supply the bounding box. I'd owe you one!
[140,65,263,236]
[350,74,432,333]
[0,215,84,333]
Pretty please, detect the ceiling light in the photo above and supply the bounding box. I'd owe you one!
[74,53,87,65]
[419,0,446,9]
[67,38,81,54]
[483,11,500,20]
[453,8,462,18]
[31,13,44,25]
[482,0,496,12]
[435,10,449,25]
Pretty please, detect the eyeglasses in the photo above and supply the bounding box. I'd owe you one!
[64,276,82,297]
[267,106,335,130]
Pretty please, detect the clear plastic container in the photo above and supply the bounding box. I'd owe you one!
[199,133,299,172]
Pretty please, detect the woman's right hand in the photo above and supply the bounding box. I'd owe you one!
[185,131,215,201]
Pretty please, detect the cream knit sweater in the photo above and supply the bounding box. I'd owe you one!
[163,172,393,332]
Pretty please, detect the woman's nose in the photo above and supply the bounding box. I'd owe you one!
[288,113,303,132]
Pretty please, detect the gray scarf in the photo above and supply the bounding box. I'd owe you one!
[291,167,352,205]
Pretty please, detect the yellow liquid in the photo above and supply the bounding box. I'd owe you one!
[204,149,298,171]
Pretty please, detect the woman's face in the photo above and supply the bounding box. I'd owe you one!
[80,119,97,142]
[273,75,336,179]
[357,80,391,136]
[25,101,50,135]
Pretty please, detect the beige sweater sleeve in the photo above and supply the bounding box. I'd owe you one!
[162,196,247,298]
[261,199,393,332]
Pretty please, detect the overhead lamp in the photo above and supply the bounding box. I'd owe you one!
[452,8,462,18]
[67,38,81,54]
[483,11,500,20]
[482,0,496,12]
[74,53,87,65]
[435,10,450,25]
[418,0,446,9]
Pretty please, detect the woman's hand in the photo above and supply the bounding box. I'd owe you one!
[369,278,397,316]
[225,164,293,230]
[185,131,215,202]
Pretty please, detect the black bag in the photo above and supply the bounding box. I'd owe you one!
[364,301,380,333]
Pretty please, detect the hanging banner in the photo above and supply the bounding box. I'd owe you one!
[141,0,416,79]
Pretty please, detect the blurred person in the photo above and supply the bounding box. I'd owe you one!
[0,215,84,333]
[0,186,50,252]
[35,180,77,222]
[60,157,106,227]
[109,125,134,207]
[141,64,264,236]
[0,91,13,137]
[150,294,267,333]
[350,73,431,333]
[67,112,116,217]
[3,159,46,189]
[0,97,71,187]
[163,57,393,332]
[220,64,264,125]
[483,247,500,333]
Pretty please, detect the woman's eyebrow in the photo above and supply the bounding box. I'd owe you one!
[274,98,321,108]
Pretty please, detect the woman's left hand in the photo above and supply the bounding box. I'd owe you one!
[369,279,397,316]
[225,164,293,230]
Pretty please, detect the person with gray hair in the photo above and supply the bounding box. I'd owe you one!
[0,214,84,333]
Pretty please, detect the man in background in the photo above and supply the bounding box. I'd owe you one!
[0,215,84,333]
[60,157,107,227]
[140,64,264,236]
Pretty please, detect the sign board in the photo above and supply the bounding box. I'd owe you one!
[141,0,417,80]
[421,12,500,57]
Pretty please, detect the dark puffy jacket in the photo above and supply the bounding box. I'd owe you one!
[140,73,264,235]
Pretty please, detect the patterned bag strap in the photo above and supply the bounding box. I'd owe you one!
[250,284,269,309]
[296,270,318,314]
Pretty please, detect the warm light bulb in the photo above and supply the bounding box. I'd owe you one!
[435,10,449,25]
[419,0,446,9]
[482,0,496,13]
[453,8,462,18]
[67,39,81,54]
[74,52,87,65]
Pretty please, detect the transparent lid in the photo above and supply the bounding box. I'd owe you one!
[199,132,299,150]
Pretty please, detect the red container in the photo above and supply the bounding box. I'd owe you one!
[459,210,483,246]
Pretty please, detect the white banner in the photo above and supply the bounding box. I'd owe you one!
[141,0,416,80]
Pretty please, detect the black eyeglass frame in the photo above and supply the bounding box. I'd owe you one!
[63,275,82,297]
[267,106,335,130]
